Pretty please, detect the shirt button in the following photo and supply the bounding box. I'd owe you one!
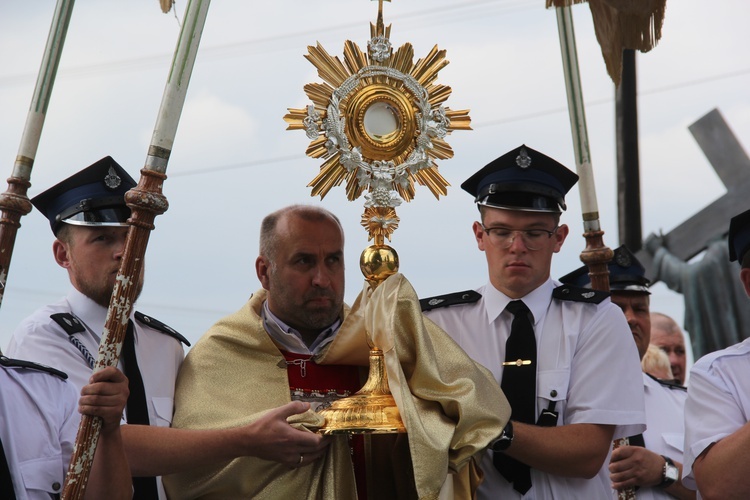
[52,482,62,491]
[550,390,558,398]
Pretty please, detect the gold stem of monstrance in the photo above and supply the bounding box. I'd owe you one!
[319,231,405,434]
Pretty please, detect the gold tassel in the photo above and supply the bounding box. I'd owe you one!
[159,0,174,14]
[546,0,667,86]
[546,0,588,7]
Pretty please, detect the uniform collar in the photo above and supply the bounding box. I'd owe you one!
[66,288,136,339]
[483,278,555,325]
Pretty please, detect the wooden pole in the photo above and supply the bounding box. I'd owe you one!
[556,10,632,498]
[555,5,613,291]
[61,0,211,497]
[0,0,74,308]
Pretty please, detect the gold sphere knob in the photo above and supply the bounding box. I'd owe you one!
[360,244,399,282]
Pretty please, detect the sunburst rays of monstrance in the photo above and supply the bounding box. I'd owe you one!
[284,0,470,434]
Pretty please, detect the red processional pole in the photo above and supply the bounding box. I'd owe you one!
[61,0,212,497]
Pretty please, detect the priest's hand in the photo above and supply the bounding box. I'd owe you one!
[248,401,331,468]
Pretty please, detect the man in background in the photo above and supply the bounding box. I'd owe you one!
[562,245,694,499]
[682,208,750,498]
[650,312,688,385]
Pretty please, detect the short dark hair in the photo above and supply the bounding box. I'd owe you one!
[259,205,343,264]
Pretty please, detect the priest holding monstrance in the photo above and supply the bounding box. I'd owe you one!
[164,2,509,498]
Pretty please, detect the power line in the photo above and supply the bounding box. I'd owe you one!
[475,67,750,127]
[170,155,301,178]
[167,67,750,178]
[3,1,743,94]
[0,0,536,87]
[637,67,750,98]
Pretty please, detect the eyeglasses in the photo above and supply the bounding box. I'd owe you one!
[479,223,558,250]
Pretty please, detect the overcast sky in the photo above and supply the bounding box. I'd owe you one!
[1,0,748,368]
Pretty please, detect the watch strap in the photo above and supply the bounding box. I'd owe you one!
[658,455,677,488]
[490,420,514,452]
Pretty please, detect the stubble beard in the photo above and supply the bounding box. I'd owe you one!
[302,297,342,330]
[292,290,342,331]
[268,274,342,332]
[78,274,144,309]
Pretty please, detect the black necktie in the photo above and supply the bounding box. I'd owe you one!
[495,300,536,494]
[122,320,159,499]
[0,437,16,500]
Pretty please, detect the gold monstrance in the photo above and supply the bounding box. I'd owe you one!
[284,0,470,434]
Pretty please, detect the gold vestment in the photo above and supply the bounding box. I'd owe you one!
[164,274,510,499]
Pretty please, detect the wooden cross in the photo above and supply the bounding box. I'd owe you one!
[638,108,750,279]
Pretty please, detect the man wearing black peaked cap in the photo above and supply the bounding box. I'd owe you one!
[682,208,750,498]
[421,144,645,499]
[6,156,182,497]
[6,156,329,499]
[31,156,135,234]
[562,245,694,499]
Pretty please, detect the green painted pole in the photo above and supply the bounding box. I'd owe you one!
[0,0,75,309]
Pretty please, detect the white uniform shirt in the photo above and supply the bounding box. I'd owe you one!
[6,288,185,499]
[424,279,646,500]
[682,337,750,490]
[0,361,78,500]
[638,372,688,500]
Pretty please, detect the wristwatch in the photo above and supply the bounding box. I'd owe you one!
[658,455,679,488]
[489,421,514,452]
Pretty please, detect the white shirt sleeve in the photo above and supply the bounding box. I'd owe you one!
[682,352,748,490]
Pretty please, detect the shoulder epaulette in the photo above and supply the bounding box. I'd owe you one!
[0,355,68,380]
[420,290,482,312]
[553,284,609,304]
[646,373,687,391]
[135,311,191,346]
[50,313,86,336]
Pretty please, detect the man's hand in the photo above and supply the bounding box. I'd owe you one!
[245,401,331,468]
[609,445,664,490]
[81,366,132,499]
[79,366,129,431]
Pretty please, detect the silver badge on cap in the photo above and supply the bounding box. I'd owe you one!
[104,166,122,190]
[615,250,632,268]
[516,147,532,169]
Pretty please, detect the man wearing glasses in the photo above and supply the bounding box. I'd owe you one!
[422,144,645,499]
